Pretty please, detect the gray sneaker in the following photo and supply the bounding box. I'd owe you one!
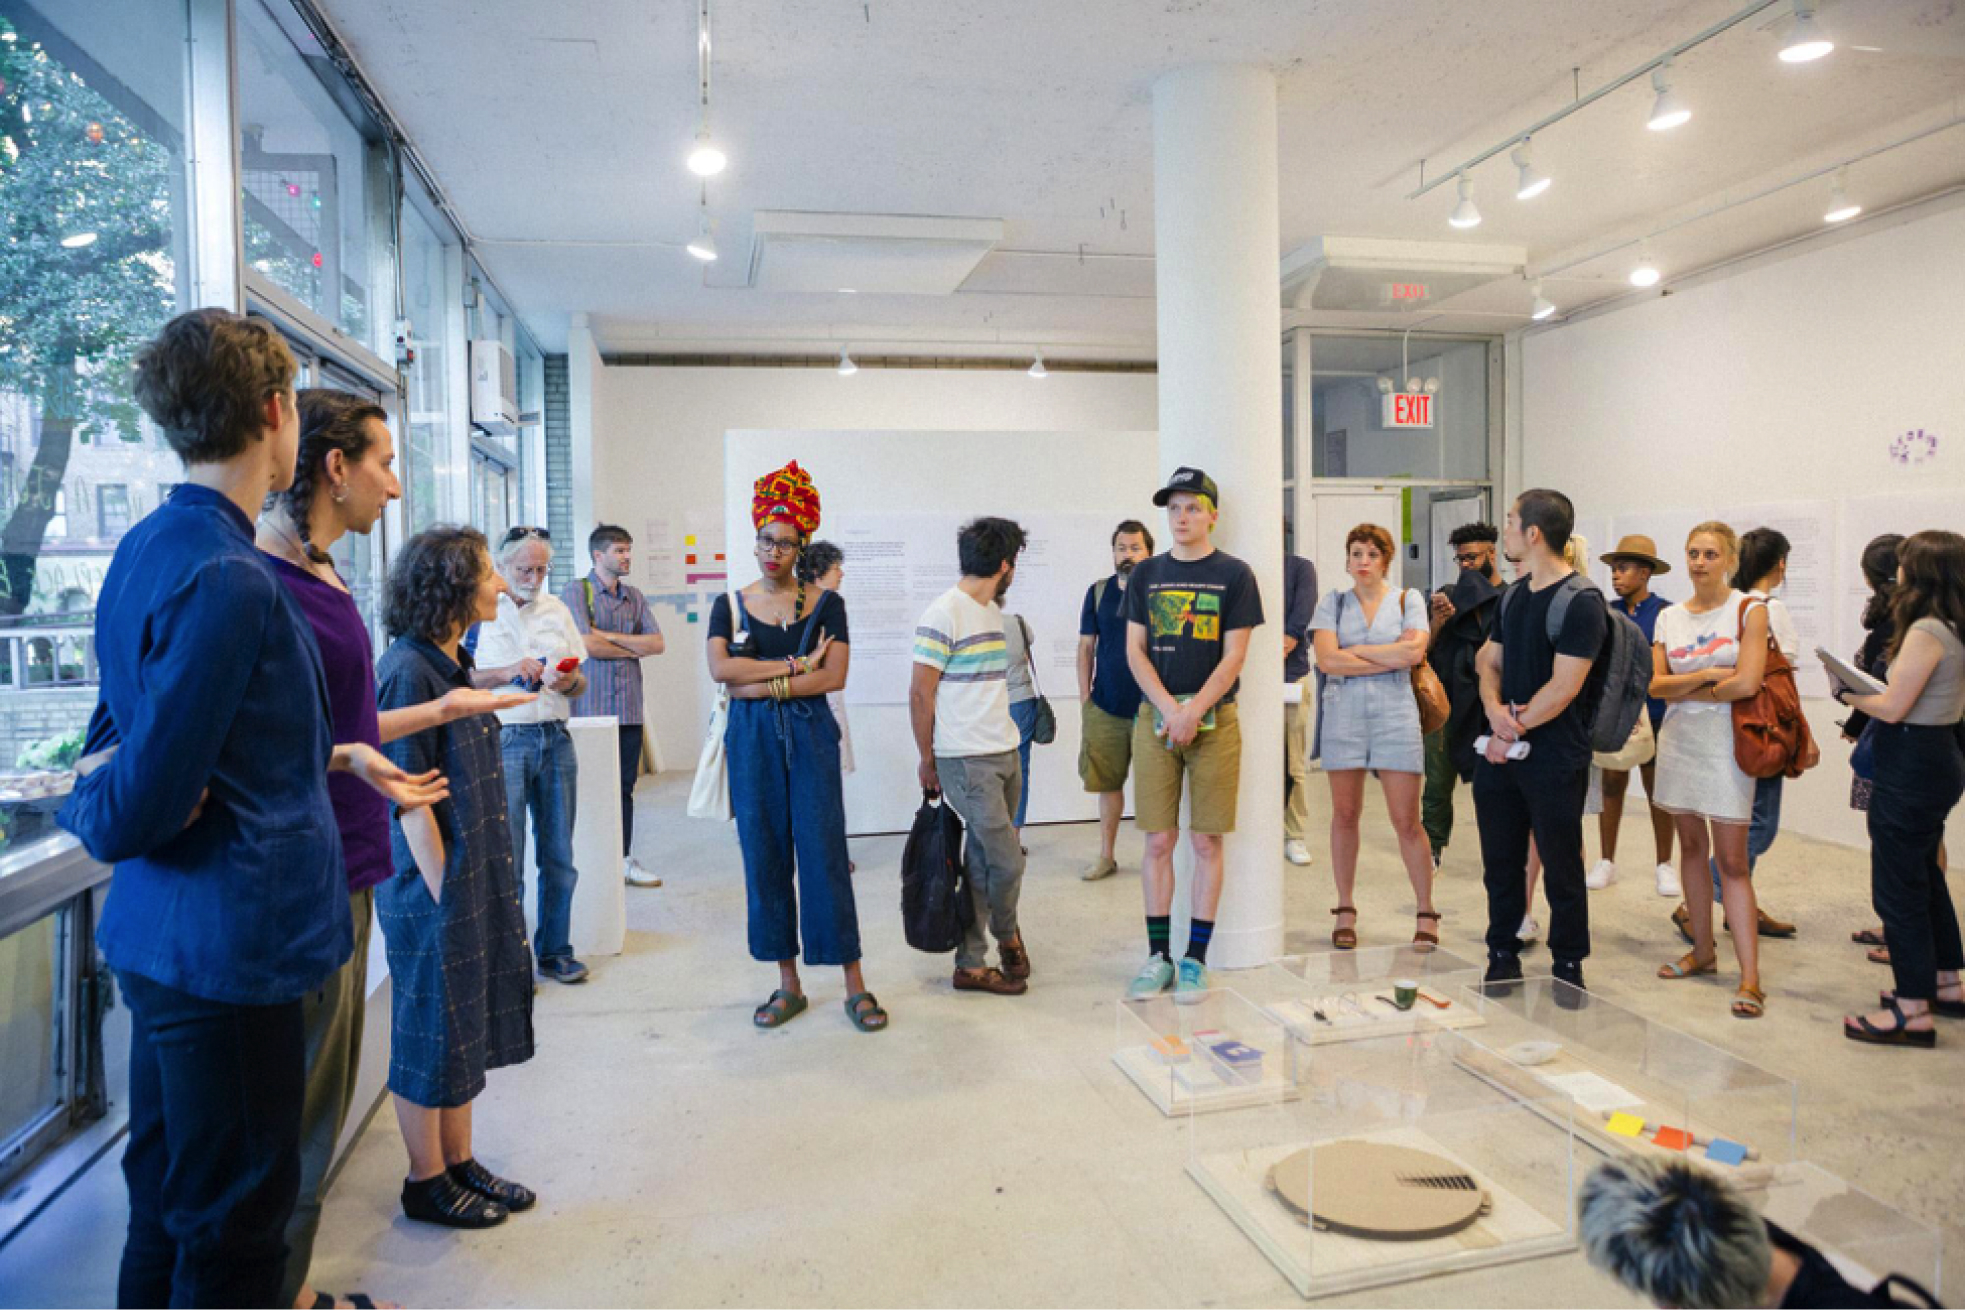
[1126,954,1175,999]
[538,956,589,985]
[1081,856,1119,882]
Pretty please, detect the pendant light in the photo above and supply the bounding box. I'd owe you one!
[1530,281,1556,321]
[1647,60,1692,132]
[1780,0,1833,63]
[1823,167,1861,223]
[1447,174,1481,229]
[1512,139,1551,200]
[1028,352,1047,379]
[837,348,858,376]
[1629,245,1662,288]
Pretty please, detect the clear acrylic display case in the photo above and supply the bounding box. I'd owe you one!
[1243,946,1487,1047]
[1186,1012,1578,1298]
[1113,987,1302,1116]
[1451,978,1798,1187]
[1754,1162,1943,1299]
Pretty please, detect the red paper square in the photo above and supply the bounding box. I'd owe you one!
[1653,1126,1692,1151]
[686,553,697,565]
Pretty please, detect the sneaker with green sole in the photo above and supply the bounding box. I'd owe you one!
[1126,954,1174,999]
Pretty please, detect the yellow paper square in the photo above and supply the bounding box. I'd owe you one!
[1606,1112,1646,1138]
[685,535,697,545]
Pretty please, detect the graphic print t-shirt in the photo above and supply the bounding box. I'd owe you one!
[1122,550,1264,702]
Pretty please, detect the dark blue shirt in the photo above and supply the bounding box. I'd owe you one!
[1283,554,1318,682]
[1614,591,1671,729]
[1079,575,1142,720]
[58,484,350,1005]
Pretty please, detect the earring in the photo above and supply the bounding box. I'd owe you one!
[331,484,349,504]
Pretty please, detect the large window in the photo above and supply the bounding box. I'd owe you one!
[400,189,456,532]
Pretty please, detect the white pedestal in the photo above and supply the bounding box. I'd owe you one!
[518,716,626,957]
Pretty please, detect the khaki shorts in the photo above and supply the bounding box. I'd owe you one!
[1078,701,1135,794]
[1132,700,1242,834]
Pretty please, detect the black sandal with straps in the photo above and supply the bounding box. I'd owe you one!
[401,1171,508,1228]
[1413,910,1442,950]
[1844,995,1936,1047]
[1330,906,1357,951]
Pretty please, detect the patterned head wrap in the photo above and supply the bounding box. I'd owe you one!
[751,460,822,539]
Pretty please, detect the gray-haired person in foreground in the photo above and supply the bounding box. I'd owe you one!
[1577,1156,1936,1309]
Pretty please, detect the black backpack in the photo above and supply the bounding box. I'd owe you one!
[899,793,973,953]
[1496,573,1651,755]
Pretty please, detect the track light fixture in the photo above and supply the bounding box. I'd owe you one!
[1647,60,1691,131]
[686,211,717,262]
[1823,167,1861,223]
[1780,0,1833,63]
[1029,353,1047,379]
[686,0,729,176]
[1512,139,1551,200]
[1447,174,1481,229]
[837,348,857,376]
[1629,245,1662,288]
[687,130,727,178]
[1530,281,1556,321]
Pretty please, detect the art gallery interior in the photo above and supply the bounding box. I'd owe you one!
[0,0,1961,1306]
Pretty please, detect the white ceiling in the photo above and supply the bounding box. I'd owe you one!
[316,0,1964,357]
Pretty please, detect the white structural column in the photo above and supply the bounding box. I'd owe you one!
[1152,64,1285,969]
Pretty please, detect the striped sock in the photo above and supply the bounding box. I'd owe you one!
[1186,918,1216,964]
[1146,915,1171,961]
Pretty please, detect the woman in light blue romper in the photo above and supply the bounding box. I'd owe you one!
[1311,524,1441,951]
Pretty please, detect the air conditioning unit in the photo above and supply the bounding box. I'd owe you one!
[469,339,519,435]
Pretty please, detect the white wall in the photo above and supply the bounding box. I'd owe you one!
[1521,198,1965,854]
[592,365,1159,803]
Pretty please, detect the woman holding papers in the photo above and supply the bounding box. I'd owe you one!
[1833,530,1964,1048]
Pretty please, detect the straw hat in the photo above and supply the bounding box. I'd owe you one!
[1600,534,1671,574]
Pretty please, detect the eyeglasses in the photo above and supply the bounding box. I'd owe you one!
[502,526,550,543]
[755,536,800,556]
[1452,548,1489,564]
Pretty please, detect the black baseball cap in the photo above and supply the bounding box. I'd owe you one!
[1152,466,1219,508]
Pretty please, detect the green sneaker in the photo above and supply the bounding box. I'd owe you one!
[1126,955,1174,999]
[1174,957,1209,1004]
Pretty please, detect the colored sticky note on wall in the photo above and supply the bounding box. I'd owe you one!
[1705,1139,1748,1166]
[686,553,697,565]
[1652,1126,1691,1151]
[1606,1112,1646,1138]
[686,612,699,624]
[685,535,697,546]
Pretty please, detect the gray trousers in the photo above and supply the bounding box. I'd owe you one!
[280,890,372,1306]
[936,749,1026,970]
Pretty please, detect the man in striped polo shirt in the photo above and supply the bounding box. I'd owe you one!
[910,517,1031,996]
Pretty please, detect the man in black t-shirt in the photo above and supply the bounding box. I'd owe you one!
[1474,488,1606,987]
[1121,467,1263,1003]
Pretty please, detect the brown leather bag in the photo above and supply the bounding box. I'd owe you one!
[1412,660,1451,735]
[1732,600,1817,779]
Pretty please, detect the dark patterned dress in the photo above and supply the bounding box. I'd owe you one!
[375,637,535,1108]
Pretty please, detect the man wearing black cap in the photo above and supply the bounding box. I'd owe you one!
[1122,468,1264,1003]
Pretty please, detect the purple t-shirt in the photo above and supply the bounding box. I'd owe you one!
[270,558,393,893]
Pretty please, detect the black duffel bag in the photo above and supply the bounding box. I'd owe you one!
[900,791,972,953]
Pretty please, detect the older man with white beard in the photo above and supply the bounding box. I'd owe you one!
[473,526,592,983]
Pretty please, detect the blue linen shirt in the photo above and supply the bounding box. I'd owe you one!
[1079,575,1142,720]
[58,484,350,1005]
[1283,554,1318,682]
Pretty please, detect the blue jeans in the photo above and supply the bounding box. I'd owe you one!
[1710,774,1782,902]
[1009,698,1042,828]
[116,970,305,1310]
[727,696,861,966]
[502,722,579,962]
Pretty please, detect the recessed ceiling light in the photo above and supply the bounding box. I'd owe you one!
[1780,0,1834,62]
[1824,168,1862,223]
[1512,139,1551,200]
[60,231,98,249]
[1530,281,1556,320]
[1448,174,1481,229]
[1647,62,1691,131]
[837,348,857,376]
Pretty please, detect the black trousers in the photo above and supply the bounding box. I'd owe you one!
[1474,752,1591,964]
[116,970,305,1309]
[618,723,642,859]
[1869,722,1965,1001]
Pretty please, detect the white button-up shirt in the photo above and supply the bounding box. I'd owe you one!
[474,591,587,725]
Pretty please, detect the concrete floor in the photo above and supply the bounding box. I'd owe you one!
[3,771,1960,1308]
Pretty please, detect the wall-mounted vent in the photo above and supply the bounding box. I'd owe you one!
[746,211,1005,295]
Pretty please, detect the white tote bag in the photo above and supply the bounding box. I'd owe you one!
[686,588,740,821]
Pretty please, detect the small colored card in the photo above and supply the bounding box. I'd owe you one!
[1606,1112,1646,1138]
[1652,1126,1692,1151]
[1705,1139,1749,1166]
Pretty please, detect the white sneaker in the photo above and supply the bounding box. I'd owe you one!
[1517,915,1541,946]
[1585,859,1618,890]
[624,857,663,888]
[1284,840,1313,867]
[1655,861,1682,898]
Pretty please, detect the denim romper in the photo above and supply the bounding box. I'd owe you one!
[1310,587,1427,775]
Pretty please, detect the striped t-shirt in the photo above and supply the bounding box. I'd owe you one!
[912,585,1021,758]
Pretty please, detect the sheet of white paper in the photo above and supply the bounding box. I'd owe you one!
[1543,1070,1646,1114]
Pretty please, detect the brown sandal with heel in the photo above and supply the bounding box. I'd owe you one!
[1330,906,1357,951]
[1413,911,1441,950]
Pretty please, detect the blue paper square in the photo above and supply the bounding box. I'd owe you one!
[1705,1139,1748,1166]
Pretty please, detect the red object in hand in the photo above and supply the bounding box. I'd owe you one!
[555,657,579,674]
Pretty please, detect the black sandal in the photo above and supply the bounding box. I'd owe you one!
[1413,910,1441,950]
[1881,990,1965,1019]
[310,1296,378,1309]
[401,1171,508,1228]
[1844,996,1937,1047]
[1330,906,1358,951]
[449,1157,536,1211]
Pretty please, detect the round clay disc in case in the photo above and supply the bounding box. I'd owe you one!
[1267,1141,1491,1241]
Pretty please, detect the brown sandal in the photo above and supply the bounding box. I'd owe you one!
[1330,906,1357,951]
[1412,910,1441,950]
[1732,984,1766,1019]
[1658,952,1717,980]
[952,966,1027,996]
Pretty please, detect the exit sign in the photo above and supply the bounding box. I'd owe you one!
[1389,282,1428,301]
[1383,392,1435,428]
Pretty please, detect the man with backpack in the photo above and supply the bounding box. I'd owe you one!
[1423,521,1506,865]
[1475,489,1640,989]
[1077,520,1154,881]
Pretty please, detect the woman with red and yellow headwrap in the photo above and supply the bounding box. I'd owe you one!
[705,462,887,1032]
